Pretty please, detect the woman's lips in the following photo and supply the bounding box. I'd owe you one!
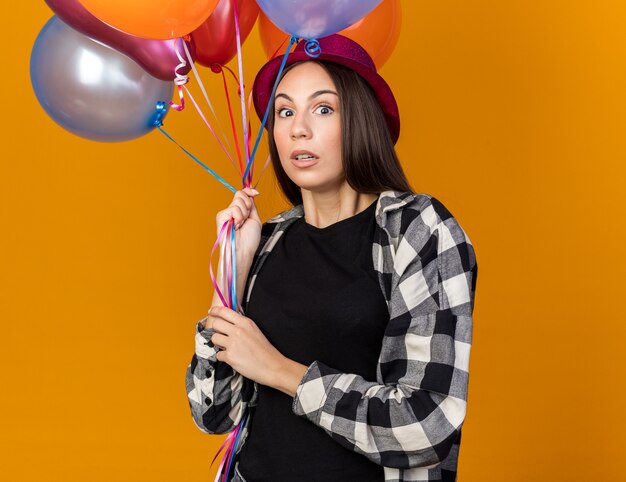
[290,150,319,168]
[291,157,319,167]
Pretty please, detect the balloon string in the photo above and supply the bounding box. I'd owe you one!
[207,6,251,475]
[161,37,248,482]
[217,236,228,305]
[246,120,253,186]
[223,232,233,309]
[223,412,248,481]
[270,35,290,59]
[209,431,235,478]
[246,86,255,123]
[209,224,245,482]
[154,121,236,193]
[210,434,233,468]
[230,223,237,311]
[214,418,238,482]
[209,410,245,482]
[218,67,244,176]
[182,85,238,170]
[245,90,256,185]
[209,220,233,308]
[253,154,272,189]
[232,0,251,187]
[221,64,241,85]
[246,36,298,183]
[181,40,233,153]
[221,64,250,182]
[224,224,233,308]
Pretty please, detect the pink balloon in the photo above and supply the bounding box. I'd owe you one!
[45,0,194,81]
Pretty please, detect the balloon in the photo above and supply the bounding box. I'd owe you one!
[45,0,194,81]
[190,0,259,67]
[255,0,382,39]
[30,17,173,142]
[78,0,220,39]
[259,0,401,69]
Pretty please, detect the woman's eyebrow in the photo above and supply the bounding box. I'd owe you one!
[308,89,338,100]
[275,90,338,102]
[275,93,293,102]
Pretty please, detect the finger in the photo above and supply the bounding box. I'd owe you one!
[233,192,260,223]
[210,306,246,325]
[247,198,262,223]
[226,205,245,226]
[210,332,229,350]
[232,190,253,210]
[202,315,214,330]
[215,350,228,363]
[216,209,235,228]
[230,197,250,218]
[242,187,260,197]
[212,317,235,335]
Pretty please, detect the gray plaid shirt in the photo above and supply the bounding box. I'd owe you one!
[186,190,478,481]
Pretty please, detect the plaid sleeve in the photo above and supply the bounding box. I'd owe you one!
[291,202,478,470]
[185,317,255,434]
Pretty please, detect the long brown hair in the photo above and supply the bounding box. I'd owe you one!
[266,60,413,206]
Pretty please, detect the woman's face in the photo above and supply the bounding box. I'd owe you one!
[272,62,343,194]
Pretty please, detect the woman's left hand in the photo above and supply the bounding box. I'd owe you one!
[209,306,286,388]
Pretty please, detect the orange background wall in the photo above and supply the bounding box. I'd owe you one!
[2,1,625,480]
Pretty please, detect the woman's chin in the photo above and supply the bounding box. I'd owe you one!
[289,176,346,195]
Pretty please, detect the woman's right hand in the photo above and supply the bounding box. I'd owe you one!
[215,187,262,263]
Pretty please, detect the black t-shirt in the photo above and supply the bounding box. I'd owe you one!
[237,199,389,481]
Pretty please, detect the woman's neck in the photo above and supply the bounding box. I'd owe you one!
[300,182,378,229]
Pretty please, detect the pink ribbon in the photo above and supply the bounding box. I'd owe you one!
[209,219,234,308]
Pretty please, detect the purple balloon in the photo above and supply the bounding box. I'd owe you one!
[45,0,194,81]
[256,0,383,39]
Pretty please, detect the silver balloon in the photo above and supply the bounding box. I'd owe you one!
[30,16,173,142]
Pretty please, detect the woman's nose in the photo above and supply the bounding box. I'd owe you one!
[290,114,312,139]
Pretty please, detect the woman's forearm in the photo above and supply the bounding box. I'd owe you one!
[271,357,309,398]
[206,250,255,328]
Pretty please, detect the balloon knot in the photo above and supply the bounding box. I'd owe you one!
[153,101,167,127]
[211,63,223,74]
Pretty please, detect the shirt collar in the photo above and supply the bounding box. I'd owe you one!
[265,190,417,227]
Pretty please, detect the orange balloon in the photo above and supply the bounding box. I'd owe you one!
[258,0,401,69]
[78,0,221,39]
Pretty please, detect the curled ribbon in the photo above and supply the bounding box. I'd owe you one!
[170,39,189,111]
[304,38,321,58]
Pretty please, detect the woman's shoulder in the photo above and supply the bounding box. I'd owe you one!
[377,190,454,231]
[379,190,458,218]
[265,204,304,225]
[378,190,475,253]
[256,204,304,243]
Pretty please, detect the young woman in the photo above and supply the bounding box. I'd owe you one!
[186,35,478,482]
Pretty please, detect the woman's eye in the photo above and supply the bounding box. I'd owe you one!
[276,108,294,118]
[314,105,334,115]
